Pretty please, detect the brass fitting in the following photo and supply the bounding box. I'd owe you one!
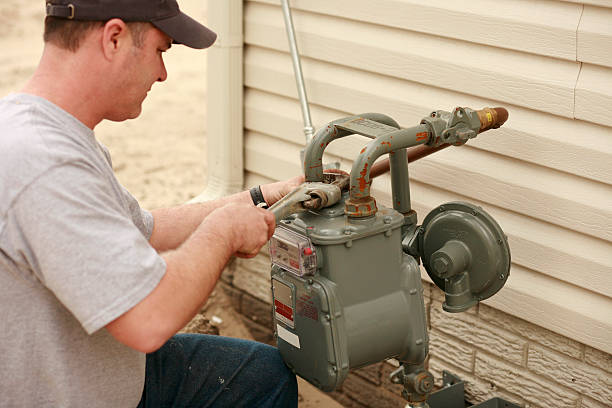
[476,107,509,132]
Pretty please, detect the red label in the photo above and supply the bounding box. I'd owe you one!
[274,299,294,321]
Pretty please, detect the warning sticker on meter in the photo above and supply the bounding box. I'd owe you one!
[274,300,294,326]
[272,279,295,328]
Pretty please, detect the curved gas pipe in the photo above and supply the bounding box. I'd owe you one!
[344,124,431,218]
[303,113,401,182]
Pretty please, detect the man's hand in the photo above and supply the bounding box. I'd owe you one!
[260,175,304,206]
[202,202,276,258]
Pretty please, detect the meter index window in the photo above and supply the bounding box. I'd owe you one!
[270,226,317,276]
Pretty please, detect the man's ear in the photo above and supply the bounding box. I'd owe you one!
[101,18,129,60]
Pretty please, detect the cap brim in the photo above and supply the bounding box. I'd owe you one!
[152,12,217,49]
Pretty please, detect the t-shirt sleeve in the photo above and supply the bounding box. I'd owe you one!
[118,183,155,240]
[4,160,166,334]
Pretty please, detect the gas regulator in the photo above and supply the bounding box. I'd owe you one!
[268,107,511,406]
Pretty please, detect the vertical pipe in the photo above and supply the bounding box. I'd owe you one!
[389,148,411,214]
[191,0,244,202]
[281,0,315,143]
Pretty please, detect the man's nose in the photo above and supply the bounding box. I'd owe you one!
[157,61,168,82]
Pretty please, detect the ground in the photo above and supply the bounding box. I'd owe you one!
[1,1,342,406]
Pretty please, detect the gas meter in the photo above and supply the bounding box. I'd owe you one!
[269,107,511,406]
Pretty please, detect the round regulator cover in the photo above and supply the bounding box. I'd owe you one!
[420,202,511,311]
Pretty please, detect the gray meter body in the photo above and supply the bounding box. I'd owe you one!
[270,196,428,390]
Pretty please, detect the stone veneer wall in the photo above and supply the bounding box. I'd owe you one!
[219,248,612,408]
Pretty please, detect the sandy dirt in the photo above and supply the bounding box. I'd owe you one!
[1,1,341,406]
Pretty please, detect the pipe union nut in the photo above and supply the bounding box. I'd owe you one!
[345,196,378,218]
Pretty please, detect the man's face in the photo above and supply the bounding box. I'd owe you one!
[106,26,172,121]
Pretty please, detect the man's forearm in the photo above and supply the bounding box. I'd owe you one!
[149,179,300,252]
[149,190,252,252]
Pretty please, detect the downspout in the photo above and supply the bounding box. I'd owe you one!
[191,0,244,202]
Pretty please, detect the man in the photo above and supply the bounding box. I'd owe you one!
[0,0,299,406]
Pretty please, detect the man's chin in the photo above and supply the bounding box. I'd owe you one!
[106,106,143,122]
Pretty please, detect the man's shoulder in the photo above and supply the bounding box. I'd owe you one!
[0,94,106,221]
[0,93,100,167]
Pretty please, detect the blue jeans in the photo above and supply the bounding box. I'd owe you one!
[137,334,298,408]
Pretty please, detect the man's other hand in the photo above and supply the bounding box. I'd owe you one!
[203,202,275,258]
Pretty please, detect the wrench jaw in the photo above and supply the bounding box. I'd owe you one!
[269,181,345,224]
[269,186,312,224]
[303,183,341,210]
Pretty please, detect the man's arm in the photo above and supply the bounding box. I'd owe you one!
[106,201,275,353]
[149,177,302,252]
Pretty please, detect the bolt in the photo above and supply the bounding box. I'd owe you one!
[383,216,392,224]
[432,257,449,276]
[416,372,434,394]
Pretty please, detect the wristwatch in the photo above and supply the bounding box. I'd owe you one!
[250,185,269,209]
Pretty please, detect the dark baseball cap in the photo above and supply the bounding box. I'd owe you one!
[46,0,217,49]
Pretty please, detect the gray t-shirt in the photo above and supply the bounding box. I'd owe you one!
[0,94,167,407]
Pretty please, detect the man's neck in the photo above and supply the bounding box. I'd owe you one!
[21,45,106,130]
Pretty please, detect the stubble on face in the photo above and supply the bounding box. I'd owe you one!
[106,27,171,122]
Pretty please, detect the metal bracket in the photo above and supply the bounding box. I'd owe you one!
[401,225,422,262]
[426,371,521,408]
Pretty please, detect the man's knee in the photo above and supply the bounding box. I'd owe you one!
[249,342,298,407]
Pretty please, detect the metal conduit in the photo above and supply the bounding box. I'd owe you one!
[281,0,315,143]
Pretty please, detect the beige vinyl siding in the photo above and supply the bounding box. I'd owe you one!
[575,64,612,127]
[564,0,612,8]
[255,0,583,60]
[242,0,612,357]
[578,5,612,67]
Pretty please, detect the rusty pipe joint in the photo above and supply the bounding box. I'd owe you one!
[345,196,378,218]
